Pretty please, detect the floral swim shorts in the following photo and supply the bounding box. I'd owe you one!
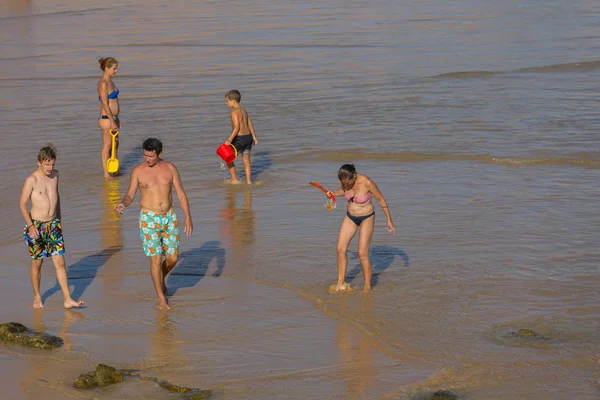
[23,217,65,259]
[139,209,180,257]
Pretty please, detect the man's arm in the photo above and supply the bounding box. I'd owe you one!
[225,110,240,145]
[171,164,193,236]
[114,167,140,214]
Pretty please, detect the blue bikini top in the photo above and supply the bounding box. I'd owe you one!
[99,88,119,101]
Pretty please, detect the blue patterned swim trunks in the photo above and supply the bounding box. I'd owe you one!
[139,209,180,257]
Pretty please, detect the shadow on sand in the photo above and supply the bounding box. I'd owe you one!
[251,150,272,181]
[116,145,143,175]
[42,247,122,303]
[166,241,226,296]
[346,244,409,287]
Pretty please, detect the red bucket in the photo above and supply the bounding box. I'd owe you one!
[216,143,238,163]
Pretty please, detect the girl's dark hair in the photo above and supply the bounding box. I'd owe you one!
[143,138,163,154]
[338,164,356,180]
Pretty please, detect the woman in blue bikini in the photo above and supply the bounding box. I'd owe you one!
[97,57,120,178]
[327,164,395,293]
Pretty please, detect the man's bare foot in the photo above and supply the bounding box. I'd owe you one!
[64,299,84,309]
[362,286,371,293]
[157,300,171,310]
[33,297,44,308]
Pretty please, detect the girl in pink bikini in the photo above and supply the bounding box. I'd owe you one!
[327,164,395,292]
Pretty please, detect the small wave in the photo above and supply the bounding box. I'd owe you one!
[312,151,600,168]
[517,60,600,73]
[0,7,107,22]
[430,59,600,79]
[430,71,498,79]
[105,41,377,49]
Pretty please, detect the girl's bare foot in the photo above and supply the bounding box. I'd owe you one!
[33,297,44,308]
[328,282,352,294]
[64,299,84,309]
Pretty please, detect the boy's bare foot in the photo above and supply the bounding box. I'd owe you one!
[33,297,44,308]
[64,299,84,309]
[157,300,171,310]
[362,286,372,293]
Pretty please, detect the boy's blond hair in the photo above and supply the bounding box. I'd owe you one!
[37,144,57,162]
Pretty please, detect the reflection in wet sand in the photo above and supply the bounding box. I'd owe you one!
[32,308,84,352]
[336,296,375,398]
[151,311,185,370]
[22,309,83,395]
[101,179,124,250]
[99,179,124,287]
[220,186,255,269]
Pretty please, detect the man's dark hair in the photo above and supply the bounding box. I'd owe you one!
[143,138,163,155]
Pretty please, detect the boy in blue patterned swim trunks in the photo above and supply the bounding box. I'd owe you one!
[115,138,193,310]
[19,144,84,309]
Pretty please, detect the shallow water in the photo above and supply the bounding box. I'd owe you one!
[1,0,600,399]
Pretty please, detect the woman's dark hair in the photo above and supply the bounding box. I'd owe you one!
[143,138,163,155]
[338,164,356,181]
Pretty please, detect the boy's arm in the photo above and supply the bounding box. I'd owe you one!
[171,164,193,236]
[225,110,240,145]
[248,115,258,145]
[114,167,140,214]
[55,171,61,220]
[19,175,35,227]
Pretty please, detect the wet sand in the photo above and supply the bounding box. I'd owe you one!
[2,0,600,399]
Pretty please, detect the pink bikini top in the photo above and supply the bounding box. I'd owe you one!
[345,191,372,204]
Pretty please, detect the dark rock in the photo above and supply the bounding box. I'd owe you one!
[74,364,212,398]
[414,390,459,400]
[159,380,193,393]
[511,329,548,340]
[0,322,63,349]
[73,364,123,389]
[427,390,459,400]
[73,373,97,389]
[189,390,213,400]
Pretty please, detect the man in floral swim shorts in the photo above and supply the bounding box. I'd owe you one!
[115,138,193,310]
[139,209,180,256]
